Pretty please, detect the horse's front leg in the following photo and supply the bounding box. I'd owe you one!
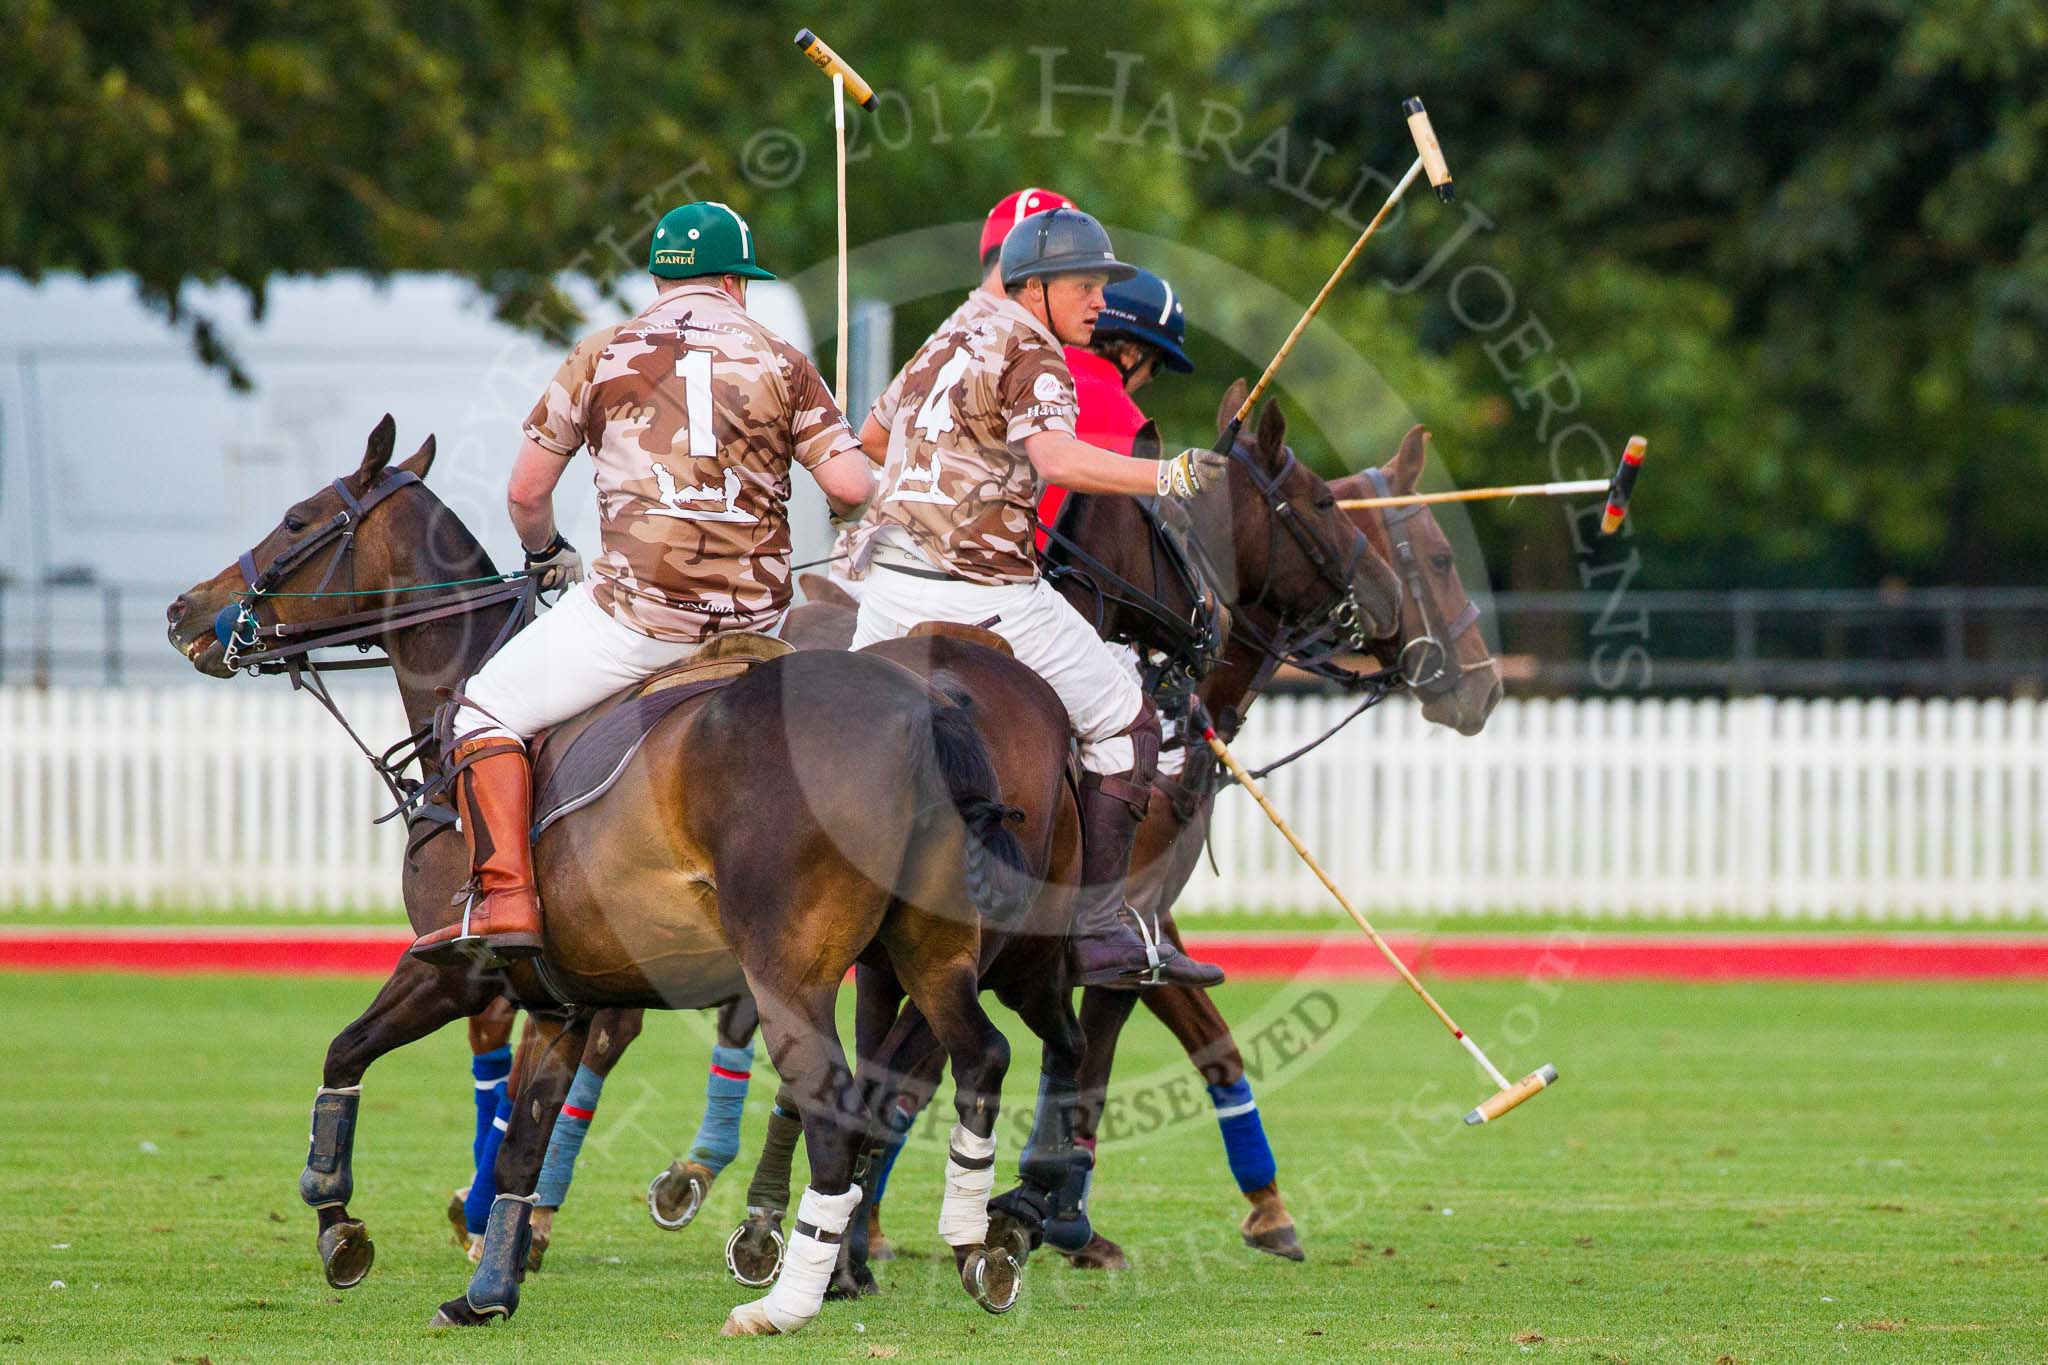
[305,956,498,1289]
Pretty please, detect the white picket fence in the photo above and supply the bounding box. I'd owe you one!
[2,687,2044,919]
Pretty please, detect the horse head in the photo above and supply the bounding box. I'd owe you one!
[164,414,461,679]
[1331,426,1502,736]
[1192,379,1403,660]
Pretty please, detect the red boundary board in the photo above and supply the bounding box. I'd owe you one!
[4,929,2046,980]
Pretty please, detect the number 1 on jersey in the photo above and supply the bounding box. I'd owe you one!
[677,348,714,456]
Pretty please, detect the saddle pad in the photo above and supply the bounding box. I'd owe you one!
[528,659,762,841]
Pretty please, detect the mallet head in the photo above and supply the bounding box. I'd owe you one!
[1599,435,1649,535]
[1402,97,1455,203]
[1464,1063,1559,1125]
[794,28,879,110]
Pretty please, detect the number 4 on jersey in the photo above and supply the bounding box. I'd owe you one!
[889,349,972,506]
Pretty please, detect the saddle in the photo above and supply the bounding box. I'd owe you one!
[904,620,1014,658]
[528,631,793,840]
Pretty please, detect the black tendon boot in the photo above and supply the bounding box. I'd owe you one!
[1068,707,1225,989]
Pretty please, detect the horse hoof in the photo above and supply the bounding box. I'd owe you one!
[720,1299,789,1336]
[445,1189,470,1249]
[986,1209,1035,1268]
[527,1207,552,1272]
[866,1207,896,1261]
[647,1161,711,1230]
[1062,1231,1128,1271]
[318,1219,376,1289]
[1243,1221,1305,1262]
[961,1244,1021,1314]
[724,1215,785,1287]
[428,1296,498,1328]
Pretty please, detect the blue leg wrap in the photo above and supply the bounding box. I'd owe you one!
[470,1046,512,1170]
[685,1043,754,1176]
[1208,1078,1277,1194]
[867,1104,914,1210]
[465,1090,513,1235]
[534,1064,605,1208]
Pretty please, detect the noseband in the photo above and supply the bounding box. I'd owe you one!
[1363,466,1482,697]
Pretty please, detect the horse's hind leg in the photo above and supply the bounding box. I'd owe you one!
[307,958,497,1289]
[1143,976,1301,1261]
[722,978,867,1337]
[988,976,1092,1263]
[651,992,761,1233]
[891,951,1015,1313]
[432,1010,590,1327]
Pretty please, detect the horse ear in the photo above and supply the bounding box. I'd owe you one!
[398,433,437,480]
[1217,380,1249,436]
[1255,395,1287,456]
[356,414,398,484]
[1385,424,1427,494]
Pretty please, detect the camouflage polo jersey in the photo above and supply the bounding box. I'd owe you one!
[523,283,859,641]
[852,294,1078,585]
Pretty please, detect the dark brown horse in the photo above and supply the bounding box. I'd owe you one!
[164,416,1063,1336]
[1056,413,1501,1267]
[691,384,1406,1291]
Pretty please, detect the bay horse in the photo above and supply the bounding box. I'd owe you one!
[691,384,1410,1289]
[1052,417,1501,1267]
[164,416,1069,1335]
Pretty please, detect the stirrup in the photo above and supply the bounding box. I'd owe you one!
[1120,906,1167,986]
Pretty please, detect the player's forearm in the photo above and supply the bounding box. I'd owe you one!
[507,436,570,551]
[1023,432,1161,497]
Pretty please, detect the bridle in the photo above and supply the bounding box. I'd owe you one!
[1363,465,1482,699]
[211,468,536,813]
[1186,433,1390,691]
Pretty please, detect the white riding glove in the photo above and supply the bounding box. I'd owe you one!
[523,533,585,592]
[1157,447,1232,500]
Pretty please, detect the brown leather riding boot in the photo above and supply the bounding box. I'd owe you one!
[1069,772,1225,990]
[409,738,544,967]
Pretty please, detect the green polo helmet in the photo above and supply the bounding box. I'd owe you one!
[648,201,776,281]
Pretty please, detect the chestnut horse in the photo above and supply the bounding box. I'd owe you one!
[165,417,1069,1336]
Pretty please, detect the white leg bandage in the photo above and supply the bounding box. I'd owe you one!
[722,1183,861,1336]
[937,1124,997,1248]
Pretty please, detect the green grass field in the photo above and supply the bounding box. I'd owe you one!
[2,973,2044,1361]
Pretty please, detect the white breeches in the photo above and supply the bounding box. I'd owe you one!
[851,568,1142,774]
[453,581,707,744]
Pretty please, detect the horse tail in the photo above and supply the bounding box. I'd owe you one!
[915,673,1036,927]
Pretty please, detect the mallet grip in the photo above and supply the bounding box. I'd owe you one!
[1600,435,1648,535]
[1403,97,1455,203]
[794,28,878,110]
[1464,1064,1559,1125]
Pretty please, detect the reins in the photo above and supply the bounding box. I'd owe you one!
[218,468,539,816]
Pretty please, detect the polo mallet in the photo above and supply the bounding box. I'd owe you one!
[793,28,878,409]
[1197,716,1559,1126]
[1337,436,1652,536]
[1214,96,1455,455]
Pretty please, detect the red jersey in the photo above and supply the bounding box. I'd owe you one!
[1035,347,1147,550]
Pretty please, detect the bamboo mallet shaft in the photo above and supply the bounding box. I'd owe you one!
[1336,478,1608,511]
[1200,723,1560,1124]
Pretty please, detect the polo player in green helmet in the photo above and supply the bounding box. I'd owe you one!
[408,200,876,965]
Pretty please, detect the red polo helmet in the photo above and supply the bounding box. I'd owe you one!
[979,187,1077,264]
